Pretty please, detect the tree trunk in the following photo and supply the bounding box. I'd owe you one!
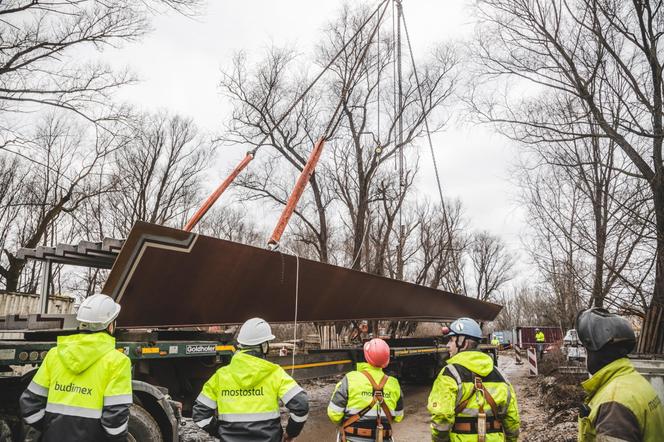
[638,178,664,353]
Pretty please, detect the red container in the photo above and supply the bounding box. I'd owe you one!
[516,326,563,348]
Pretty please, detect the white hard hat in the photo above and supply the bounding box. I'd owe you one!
[236,317,275,346]
[76,294,121,332]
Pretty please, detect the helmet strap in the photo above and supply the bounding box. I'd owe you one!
[261,341,270,356]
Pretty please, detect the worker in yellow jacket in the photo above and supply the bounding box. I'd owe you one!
[327,338,404,441]
[576,308,664,441]
[192,317,309,441]
[19,294,132,441]
[428,318,520,442]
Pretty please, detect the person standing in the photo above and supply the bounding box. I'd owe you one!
[576,308,664,441]
[192,317,309,441]
[327,338,404,441]
[428,318,520,442]
[19,294,133,441]
[535,328,545,361]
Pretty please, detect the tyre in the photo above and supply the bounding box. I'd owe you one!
[128,403,163,442]
[0,419,11,442]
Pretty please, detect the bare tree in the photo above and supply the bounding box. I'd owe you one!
[468,231,514,301]
[473,0,664,352]
[0,0,200,128]
[0,114,117,291]
[219,48,333,262]
[197,206,263,246]
[412,199,468,293]
[107,113,213,237]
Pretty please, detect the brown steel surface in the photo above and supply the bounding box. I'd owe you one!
[103,222,502,328]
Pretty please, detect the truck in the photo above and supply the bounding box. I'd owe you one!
[0,229,500,441]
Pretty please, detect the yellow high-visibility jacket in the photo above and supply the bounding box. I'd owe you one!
[579,357,664,441]
[428,350,520,442]
[19,332,132,442]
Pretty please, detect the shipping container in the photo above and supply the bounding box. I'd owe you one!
[515,326,563,348]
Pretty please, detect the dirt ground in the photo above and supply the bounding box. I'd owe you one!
[180,353,580,441]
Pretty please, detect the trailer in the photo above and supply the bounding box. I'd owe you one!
[0,226,501,441]
[0,316,500,441]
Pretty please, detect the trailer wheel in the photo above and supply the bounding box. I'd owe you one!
[129,403,163,442]
[0,419,11,442]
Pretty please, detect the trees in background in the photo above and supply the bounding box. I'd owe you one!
[472,0,664,347]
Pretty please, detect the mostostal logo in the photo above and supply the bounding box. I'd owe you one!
[54,381,93,396]
[220,387,264,397]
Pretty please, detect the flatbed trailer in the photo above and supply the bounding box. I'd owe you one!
[0,227,500,441]
[0,321,496,441]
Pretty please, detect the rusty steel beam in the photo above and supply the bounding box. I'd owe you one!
[103,222,502,328]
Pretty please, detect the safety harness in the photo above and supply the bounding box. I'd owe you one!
[340,371,393,442]
[453,376,502,442]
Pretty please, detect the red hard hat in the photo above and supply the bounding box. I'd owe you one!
[364,338,390,368]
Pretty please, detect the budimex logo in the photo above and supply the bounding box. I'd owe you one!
[54,381,93,395]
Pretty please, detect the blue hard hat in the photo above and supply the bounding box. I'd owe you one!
[446,317,483,340]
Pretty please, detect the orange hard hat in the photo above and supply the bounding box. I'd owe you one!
[364,338,390,368]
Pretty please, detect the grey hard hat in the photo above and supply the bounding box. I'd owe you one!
[575,308,636,352]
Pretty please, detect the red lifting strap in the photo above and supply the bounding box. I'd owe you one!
[183,151,255,232]
[267,138,326,247]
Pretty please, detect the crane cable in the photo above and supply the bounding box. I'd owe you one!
[285,0,391,369]
[252,0,390,154]
[187,0,390,232]
[400,5,446,212]
[400,4,455,259]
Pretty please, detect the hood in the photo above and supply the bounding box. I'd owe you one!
[447,350,494,377]
[56,332,116,374]
[229,351,279,388]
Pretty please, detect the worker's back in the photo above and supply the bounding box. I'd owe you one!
[328,362,404,441]
[194,350,308,442]
[428,350,520,442]
[20,332,132,441]
[580,357,664,441]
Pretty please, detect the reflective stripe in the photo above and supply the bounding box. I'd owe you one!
[195,416,213,428]
[28,381,49,397]
[328,402,345,413]
[24,409,45,424]
[281,384,303,405]
[505,429,520,437]
[103,394,133,406]
[103,421,128,436]
[219,411,280,422]
[346,408,399,418]
[46,403,102,419]
[290,413,308,422]
[445,365,464,407]
[196,393,217,409]
[458,408,494,417]
[505,383,512,413]
[432,422,451,431]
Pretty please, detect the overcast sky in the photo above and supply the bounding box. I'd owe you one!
[105,0,530,282]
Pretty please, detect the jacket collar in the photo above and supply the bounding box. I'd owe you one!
[356,362,384,375]
[581,357,635,397]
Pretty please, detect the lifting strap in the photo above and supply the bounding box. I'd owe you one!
[340,371,392,441]
[454,376,500,442]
